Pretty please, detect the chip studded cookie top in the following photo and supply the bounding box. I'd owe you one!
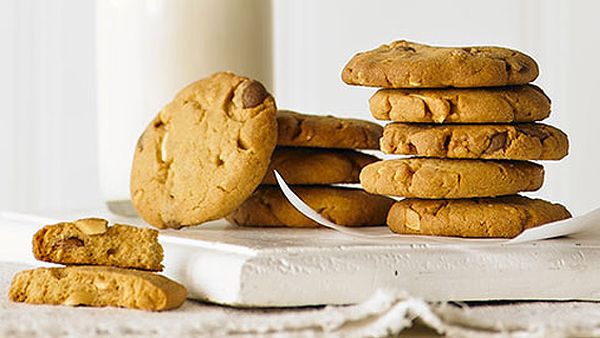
[342,40,539,88]
[130,72,277,228]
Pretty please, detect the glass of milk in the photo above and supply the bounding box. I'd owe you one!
[96,0,273,215]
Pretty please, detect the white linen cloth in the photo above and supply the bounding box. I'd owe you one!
[2,262,600,338]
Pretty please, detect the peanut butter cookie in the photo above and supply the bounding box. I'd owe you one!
[342,40,538,88]
[227,186,394,227]
[360,158,544,198]
[387,196,571,238]
[370,85,550,123]
[33,218,163,271]
[381,123,568,160]
[9,266,187,311]
[131,72,277,228]
[262,147,378,185]
[276,110,382,149]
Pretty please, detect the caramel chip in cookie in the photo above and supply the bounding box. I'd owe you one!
[370,85,551,123]
[227,186,394,227]
[276,110,383,149]
[381,123,568,160]
[33,218,163,271]
[387,196,571,238]
[9,266,187,311]
[360,158,544,199]
[131,72,277,228]
[262,147,378,185]
[343,40,538,88]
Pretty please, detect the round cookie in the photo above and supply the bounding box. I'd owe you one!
[370,85,551,123]
[131,72,277,228]
[342,40,539,88]
[387,196,572,238]
[262,147,379,185]
[277,110,383,149]
[381,123,568,160]
[360,158,544,199]
[226,186,394,228]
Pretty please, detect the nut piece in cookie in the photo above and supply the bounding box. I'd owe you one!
[33,218,163,271]
[130,72,277,228]
[342,40,539,88]
[9,266,187,311]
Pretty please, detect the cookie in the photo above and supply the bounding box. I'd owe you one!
[226,186,394,227]
[360,158,543,198]
[9,266,187,311]
[370,85,550,123]
[262,147,378,185]
[33,218,163,271]
[386,196,572,238]
[276,110,382,149]
[131,72,277,228]
[342,40,538,88]
[381,123,568,160]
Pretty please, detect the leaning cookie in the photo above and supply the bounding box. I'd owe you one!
[9,266,187,311]
[227,186,394,227]
[262,147,378,185]
[131,72,277,228]
[387,196,572,238]
[370,85,550,123]
[342,40,538,88]
[276,110,383,150]
[381,123,568,160]
[33,218,163,271]
[360,158,544,199]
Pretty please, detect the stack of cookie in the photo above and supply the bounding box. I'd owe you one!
[342,40,572,238]
[9,218,187,311]
[227,110,395,227]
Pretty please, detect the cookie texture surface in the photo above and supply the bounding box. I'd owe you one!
[381,123,568,160]
[342,40,538,88]
[262,147,378,185]
[131,72,277,228]
[227,186,394,227]
[387,196,571,238]
[360,158,543,198]
[33,218,163,271]
[276,110,382,149]
[9,266,187,311]
[370,85,550,123]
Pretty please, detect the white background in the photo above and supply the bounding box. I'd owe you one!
[0,0,599,215]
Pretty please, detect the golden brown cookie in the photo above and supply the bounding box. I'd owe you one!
[381,123,568,160]
[227,186,394,227]
[276,110,382,149]
[342,40,538,88]
[360,158,543,198]
[131,72,277,228]
[9,266,187,311]
[370,85,550,123]
[33,218,163,271]
[262,147,378,185]
[387,196,572,238]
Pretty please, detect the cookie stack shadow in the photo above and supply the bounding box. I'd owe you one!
[9,218,187,311]
[227,110,395,227]
[343,40,572,238]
